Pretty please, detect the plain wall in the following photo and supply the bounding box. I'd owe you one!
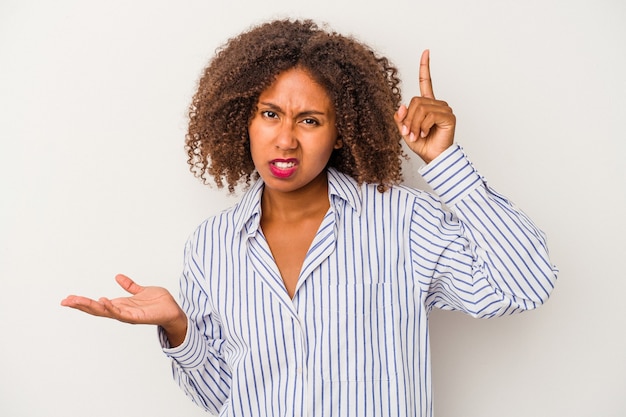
[1,0,624,416]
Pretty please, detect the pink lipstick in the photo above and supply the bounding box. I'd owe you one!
[269,159,298,178]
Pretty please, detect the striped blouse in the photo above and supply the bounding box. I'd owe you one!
[159,144,558,417]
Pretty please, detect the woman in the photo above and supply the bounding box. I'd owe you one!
[62,19,557,417]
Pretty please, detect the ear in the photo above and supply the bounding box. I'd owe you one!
[334,137,343,150]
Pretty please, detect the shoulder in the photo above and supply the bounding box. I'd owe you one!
[365,182,446,217]
[185,181,263,252]
[183,208,233,255]
[328,167,446,218]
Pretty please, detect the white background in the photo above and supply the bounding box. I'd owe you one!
[1,1,625,416]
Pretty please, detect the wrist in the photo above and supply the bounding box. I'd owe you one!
[162,309,188,348]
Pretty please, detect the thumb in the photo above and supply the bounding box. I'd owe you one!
[115,274,144,295]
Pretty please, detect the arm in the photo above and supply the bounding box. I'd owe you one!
[414,145,557,316]
[397,50,557,316]
[158,223,232,413]
[60,226,232,413]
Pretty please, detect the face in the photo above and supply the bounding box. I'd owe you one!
[248,67,341,197]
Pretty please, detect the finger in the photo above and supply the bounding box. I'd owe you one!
[401,98,435,141]
[61,294,97,308]
[418,112,437,139]
[419,49,435,99]
[394,104,410,136]
[115,274,144,295]
[61,295,111,317]
[99,297,124,319]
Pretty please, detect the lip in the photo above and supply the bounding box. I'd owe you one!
[269,158,299,179]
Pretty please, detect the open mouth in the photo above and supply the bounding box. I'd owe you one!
[269,159,298,178]
[273,161,296,169]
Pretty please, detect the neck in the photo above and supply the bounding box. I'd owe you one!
[261,170,330,223]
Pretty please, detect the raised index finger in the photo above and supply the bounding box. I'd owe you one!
[419,49,435,99]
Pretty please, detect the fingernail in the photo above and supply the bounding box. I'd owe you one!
[409,132,416,142]
[401,125,409,136]
[421,131,427,138]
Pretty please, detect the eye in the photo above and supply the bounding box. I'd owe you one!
[261,110,278,119]
[301,118,319,126]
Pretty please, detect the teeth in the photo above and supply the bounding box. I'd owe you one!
[274,161,295,169]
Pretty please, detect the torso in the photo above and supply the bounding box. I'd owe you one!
[261,212,326,298]
[259,170,331,299]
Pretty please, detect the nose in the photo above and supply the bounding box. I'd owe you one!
[275,120,298,150]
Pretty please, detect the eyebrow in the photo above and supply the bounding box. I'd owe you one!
[258,102,328,118]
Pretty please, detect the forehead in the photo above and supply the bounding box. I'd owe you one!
[258,67,333,111]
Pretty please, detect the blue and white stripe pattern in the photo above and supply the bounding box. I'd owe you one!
[159,144,558,417]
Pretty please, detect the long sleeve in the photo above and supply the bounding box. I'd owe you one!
[415,144,558,317]
[156,157,557,417]
[158,221,232,414]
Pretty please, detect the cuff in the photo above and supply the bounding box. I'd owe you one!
[419,144,484,206]
[158,319,208,370]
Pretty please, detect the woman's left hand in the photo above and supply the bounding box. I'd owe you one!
[394,49,456,164]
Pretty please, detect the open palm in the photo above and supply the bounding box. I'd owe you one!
[61,274,183,328]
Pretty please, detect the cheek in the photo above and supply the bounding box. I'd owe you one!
[248,137,260,163]
[310,139,340,166]
[248,118,272,146]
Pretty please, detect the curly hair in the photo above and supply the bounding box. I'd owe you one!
[186,19,405,193]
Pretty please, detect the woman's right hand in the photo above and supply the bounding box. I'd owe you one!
[61,274,188,347]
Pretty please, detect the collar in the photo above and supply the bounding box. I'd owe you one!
[232,167,363,236]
